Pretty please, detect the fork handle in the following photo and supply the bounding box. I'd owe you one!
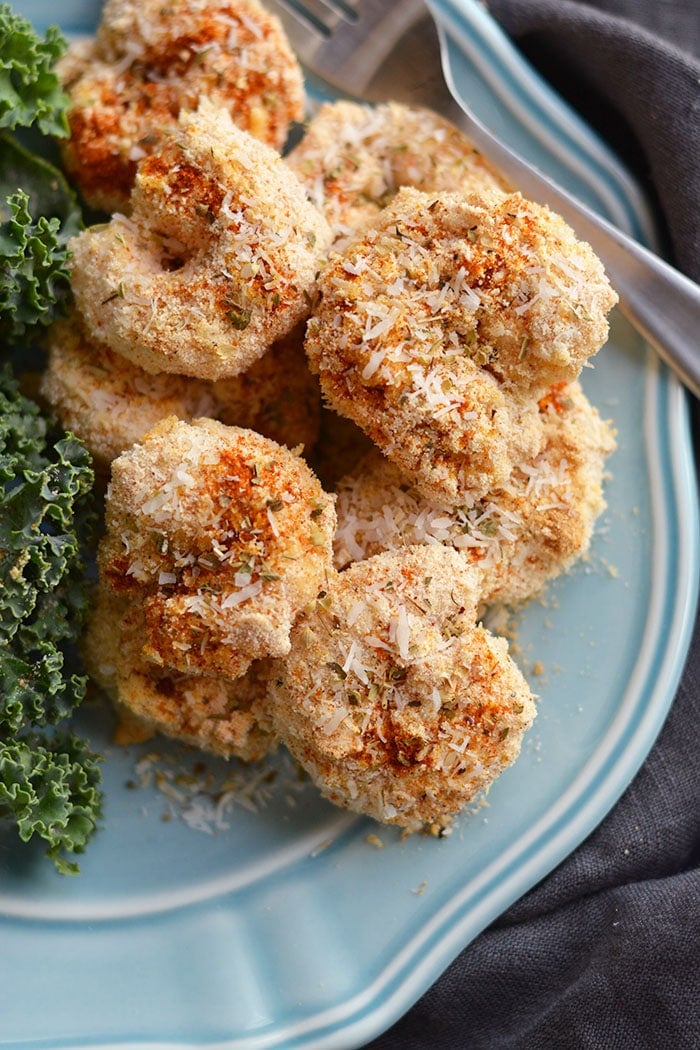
[436,26,700,400]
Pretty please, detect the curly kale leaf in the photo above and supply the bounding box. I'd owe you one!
[0,427,94,624]
[0,135,82,347]
[0,368,101,873]
[0,132,82,236]
[0,8,81,350]
[0,185,74,344]
[1,648,88,737]
[0,4,69,137]
[0,378,94,641]
[0,361,46,469]
[0,370,95,727]
[0,732,102,876]
[0,565,93,735]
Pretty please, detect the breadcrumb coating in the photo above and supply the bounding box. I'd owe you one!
[98,416,336,679]
[40,313,321,470]
[58,0,304,213]
[70,101,332,380]
[269,546,535,830]
[83,586,276,760]
[334,381,616,606]
[288,100,509,245]
[306,187,617,504]
[39,312,217,471]
[55,22,618,816]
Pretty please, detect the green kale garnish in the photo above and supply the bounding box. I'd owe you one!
[0,368,102,874]
[0,131,81,234]
[0,184,73,344]
[0,732,102,876]
[0,128,82,351]
[0,8,80,349]
[0,3,69,137]
[0,7,101,875]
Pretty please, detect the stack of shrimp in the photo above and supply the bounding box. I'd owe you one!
[45,0,618,833]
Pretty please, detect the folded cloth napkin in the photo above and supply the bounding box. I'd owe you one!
[366,2,700,1047]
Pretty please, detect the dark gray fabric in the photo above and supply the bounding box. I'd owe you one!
[365,2,700,1047]
[486,0,700,283]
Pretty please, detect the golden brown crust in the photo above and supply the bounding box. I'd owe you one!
[40,314,321,470]
[58,0,304,213]
[98,416,336,678]
[39,312,218,470]
[69,102,331,381]
[333,381,616,606]
[268,546,536,830]
[288,100,509,246]
[83,586,277,760]
[58,26,619,806]
[305,187,617,505]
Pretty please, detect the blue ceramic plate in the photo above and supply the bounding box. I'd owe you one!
[2,2,698,1048]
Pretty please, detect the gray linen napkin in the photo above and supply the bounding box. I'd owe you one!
[488,0,700,284]
[366,1,700,1047]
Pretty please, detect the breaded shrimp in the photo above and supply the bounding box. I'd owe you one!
[58,0,304,213]
[334,382,616,607]
[287,100,509,245]
[83,586,276,760]
[40,314,321,471]
[70,102,332,381]
[212,325,321,453]
[98,416,336,679]
[305,187,617,504]
[39,312,218,471]
[269,545,536,831]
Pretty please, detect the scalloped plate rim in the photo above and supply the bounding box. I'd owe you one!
[1,1,698,1048]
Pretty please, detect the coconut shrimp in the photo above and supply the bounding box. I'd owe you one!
[83,585,277,760]
[39,311,218,472]
[334,382,616,607]
[40,314,322,471]
[305,187,617,505]
[70,101,332,381]
[58,0,305,213]
[268,545,535,831]
[98,416,336,680]
[287,100,509,246]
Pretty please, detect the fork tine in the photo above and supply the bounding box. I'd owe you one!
[265,0,427,97]
[324,0,361,20]
[269,0,355,39]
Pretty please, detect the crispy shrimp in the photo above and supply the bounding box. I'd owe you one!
[58,0,305,213]
[39,311,218,471]
[98,416,336,679]
[40,314,322,471]
[83,586,277,760]
[305,187,617,505]
[287,100,509,245]
[70,101,332,381]
[268,545,536,831]
[333,382,616,607]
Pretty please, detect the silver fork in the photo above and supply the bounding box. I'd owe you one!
[267,0,700,399]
